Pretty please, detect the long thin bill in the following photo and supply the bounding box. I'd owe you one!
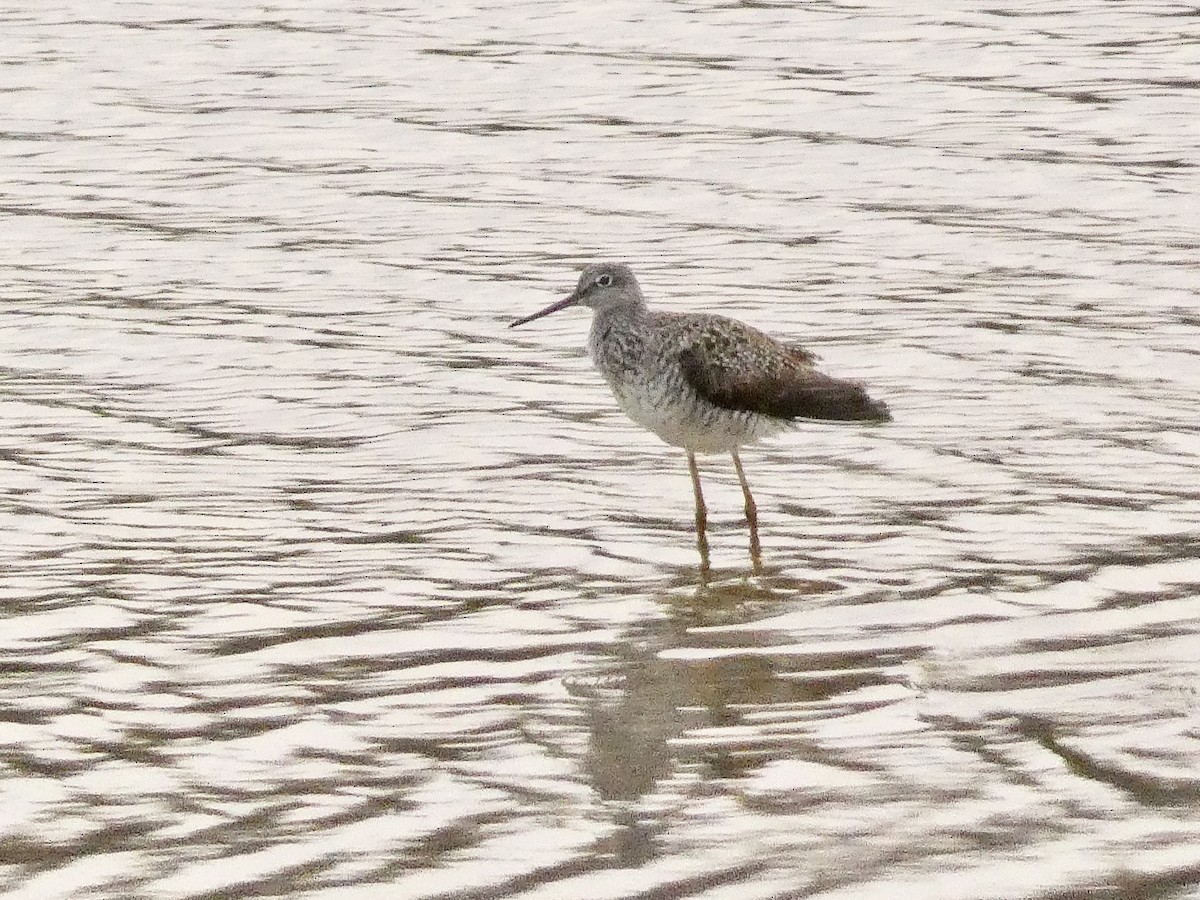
[509,292,579,327]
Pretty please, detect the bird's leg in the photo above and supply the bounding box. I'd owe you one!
[686,451,710,576]
[731,450,762,574]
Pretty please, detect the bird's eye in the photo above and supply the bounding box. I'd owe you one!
[595,273,613,287]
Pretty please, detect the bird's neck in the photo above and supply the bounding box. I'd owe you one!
[594,298,646,329]
[588,301,648,376]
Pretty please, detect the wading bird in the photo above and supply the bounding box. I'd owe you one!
[511,263,890,574]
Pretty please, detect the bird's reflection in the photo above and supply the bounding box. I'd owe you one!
[569,578,852,865]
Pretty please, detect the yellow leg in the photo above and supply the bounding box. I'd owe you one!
[686,451,710,575]
[731,450,762,573]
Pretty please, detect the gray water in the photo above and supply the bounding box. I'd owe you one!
[3,2,1200,898]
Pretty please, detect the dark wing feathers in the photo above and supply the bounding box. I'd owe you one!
[674,316,891,423]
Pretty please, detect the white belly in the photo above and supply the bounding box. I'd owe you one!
[609,380,790,453]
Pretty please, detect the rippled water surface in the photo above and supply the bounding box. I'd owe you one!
[3,2,1200,898]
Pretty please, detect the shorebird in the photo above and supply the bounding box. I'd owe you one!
[510,262,890,574]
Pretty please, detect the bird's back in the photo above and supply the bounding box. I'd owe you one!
[649,311,891,424]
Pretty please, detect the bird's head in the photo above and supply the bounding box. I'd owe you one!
[510,262,644,327]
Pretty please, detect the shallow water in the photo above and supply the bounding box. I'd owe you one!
[2,1,1199,898]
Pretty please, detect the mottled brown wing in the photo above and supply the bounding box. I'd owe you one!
[676,318,891,423]
[785,342,820,365]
